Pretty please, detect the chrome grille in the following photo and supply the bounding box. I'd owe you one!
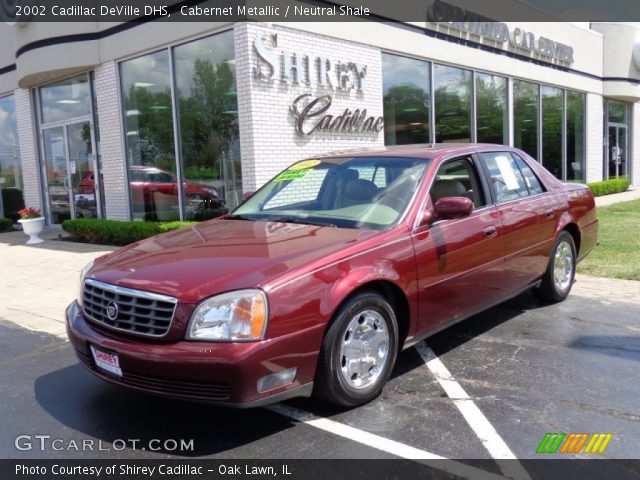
[82,279,177,337]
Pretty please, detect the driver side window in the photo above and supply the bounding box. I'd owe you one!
[430,157,486,209]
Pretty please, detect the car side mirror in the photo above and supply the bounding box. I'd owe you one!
[417,209,434,227]
[434,197,473,220]
[243,191,255,200]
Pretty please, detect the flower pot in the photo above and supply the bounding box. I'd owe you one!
[18,217,45,244]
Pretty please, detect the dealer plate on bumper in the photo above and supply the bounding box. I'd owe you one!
[90,345,122,377]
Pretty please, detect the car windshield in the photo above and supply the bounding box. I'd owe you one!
[231,156,429,230]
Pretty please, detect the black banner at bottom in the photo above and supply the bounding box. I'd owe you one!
[2,459,640,480]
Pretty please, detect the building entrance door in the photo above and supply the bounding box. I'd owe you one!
[42,121,98,223]
[608,125,628,179]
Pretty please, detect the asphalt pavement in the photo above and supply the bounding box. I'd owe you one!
[1,228,640,480]
[1,288,639,461]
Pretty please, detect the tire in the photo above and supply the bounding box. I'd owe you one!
[314,291,399,407]
[533,231,577,303]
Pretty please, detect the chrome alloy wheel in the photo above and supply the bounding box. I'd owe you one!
[339,309,390,390]
[553,240,574,292]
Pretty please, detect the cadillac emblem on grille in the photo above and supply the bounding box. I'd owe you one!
[106,301,119,320]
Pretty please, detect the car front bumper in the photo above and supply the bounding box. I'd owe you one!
[66,301,320,407]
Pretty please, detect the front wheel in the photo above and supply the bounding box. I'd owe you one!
[534,231,577,303]
[314,291,399,407]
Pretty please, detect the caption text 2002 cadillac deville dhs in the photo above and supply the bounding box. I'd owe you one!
[66,143,598,407]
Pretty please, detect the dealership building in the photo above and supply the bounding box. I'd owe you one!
[0,18,639,223]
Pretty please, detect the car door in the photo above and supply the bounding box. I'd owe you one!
[411,155,506,335]
[477,151,558,290]
[148,170,178,196]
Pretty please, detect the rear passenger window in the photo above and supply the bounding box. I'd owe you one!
[511,153,545,195]
[479,152,530,203]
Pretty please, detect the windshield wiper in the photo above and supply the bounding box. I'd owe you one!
[268,216,337,228]
[225,214,256,221]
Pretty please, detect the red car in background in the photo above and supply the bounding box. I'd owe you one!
[79,166,221,207]
[67,144,598,408]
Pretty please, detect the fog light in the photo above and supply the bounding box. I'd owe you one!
[257,368,297,393]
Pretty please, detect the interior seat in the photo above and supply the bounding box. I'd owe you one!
[342,179,378,207]
[430,179,467,204]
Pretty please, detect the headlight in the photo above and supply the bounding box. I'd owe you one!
[78,259,94,306]
[187,289,268,342]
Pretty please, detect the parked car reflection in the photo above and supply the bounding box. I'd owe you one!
[79,166,227,221]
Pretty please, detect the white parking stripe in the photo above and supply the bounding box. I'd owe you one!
[267,403,509,480]
[416,343,531,480]
[29,322,522,478]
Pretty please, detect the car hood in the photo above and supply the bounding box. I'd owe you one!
[88,219,379,302]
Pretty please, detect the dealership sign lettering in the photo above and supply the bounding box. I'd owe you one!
[428,0,575,64]
[253,33,383,136]
[254,33,367,91]
[291,94,384,136]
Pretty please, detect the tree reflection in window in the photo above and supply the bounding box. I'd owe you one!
[175,31,239,217]
[434,65,471,143]
[476,73,507,145]
[382,54,430,145]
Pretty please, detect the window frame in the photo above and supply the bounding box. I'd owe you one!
[509,152,546,196]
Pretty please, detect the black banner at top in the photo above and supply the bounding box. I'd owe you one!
[1,0,640,23]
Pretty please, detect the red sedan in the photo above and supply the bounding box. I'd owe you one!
[79,166,222,206]
[66,144,598,407]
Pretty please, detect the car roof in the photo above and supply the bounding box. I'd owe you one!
[312,143,517,160]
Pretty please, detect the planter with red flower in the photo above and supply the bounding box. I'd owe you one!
[18,208,45,244]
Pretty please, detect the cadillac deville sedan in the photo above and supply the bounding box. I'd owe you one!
[66,144,598,407]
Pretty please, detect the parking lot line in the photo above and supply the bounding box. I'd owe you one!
[416,343,531,480]
[267,403,509,480]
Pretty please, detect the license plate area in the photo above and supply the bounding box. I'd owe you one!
[89,345,122,377]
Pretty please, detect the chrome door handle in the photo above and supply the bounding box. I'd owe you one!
[544,208,554,218]
[483,225,497,238]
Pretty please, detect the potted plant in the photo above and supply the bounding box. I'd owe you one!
[18,207,45,244]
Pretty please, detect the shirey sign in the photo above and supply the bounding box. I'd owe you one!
[253,32,384,137]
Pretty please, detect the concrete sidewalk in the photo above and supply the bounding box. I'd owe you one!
[595,186,640,207]
[1,226,639,340]
[0,227,114,338]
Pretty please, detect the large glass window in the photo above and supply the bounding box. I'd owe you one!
[382,54,430,145]
[120,31,240,222]
[608,100,628,124]
[475,73,507,144]
[542,86,563,178]
[120,50,178,221]
[606,100,630,179]
[39,76,91,124]
[174,31,240,220]
[513,80,539,159]
[0,94,23,220]
[566,90,585,181]
[434,65,471,143]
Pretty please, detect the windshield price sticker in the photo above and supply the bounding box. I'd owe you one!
[495,155,521,191]
[274,169,309,182]
[289,159,321,171]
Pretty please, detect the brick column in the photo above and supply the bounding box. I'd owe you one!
[234,23,385,192]
[633,102,640,187]
[14,88,44,213]
[94,61,130,220]
[585,92,604,184]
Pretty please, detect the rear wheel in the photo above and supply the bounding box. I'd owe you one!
[534,231,576,303]
[314,291,399,407]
